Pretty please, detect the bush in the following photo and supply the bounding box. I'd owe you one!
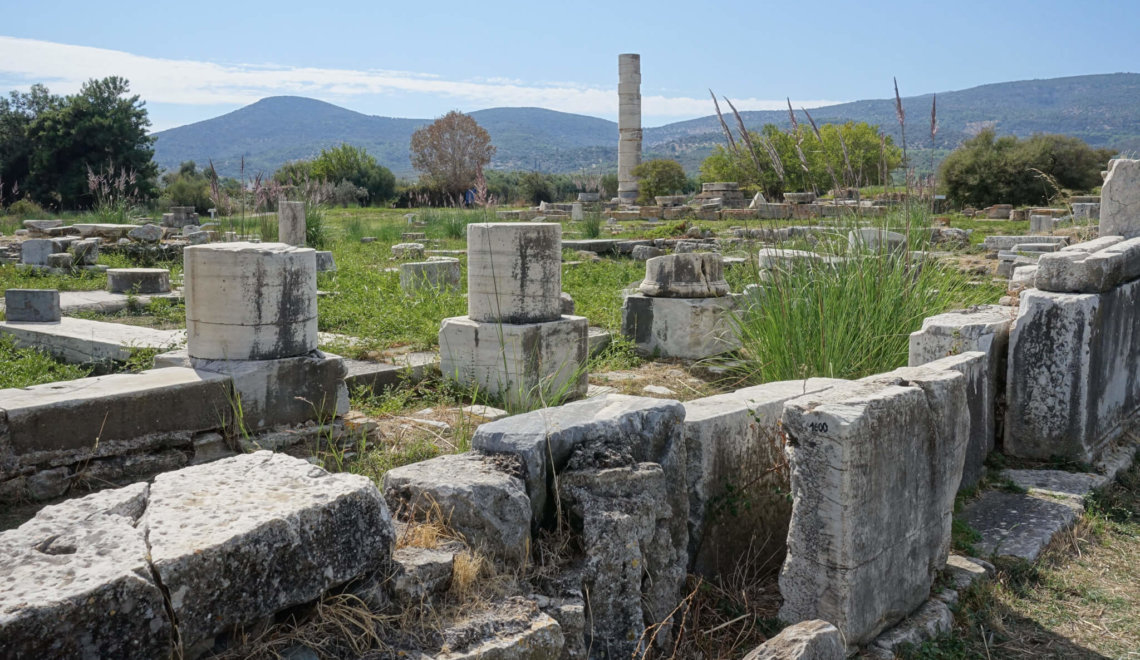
[940,129,1116,207]
[5,198,46,218]
[632,159,686,204]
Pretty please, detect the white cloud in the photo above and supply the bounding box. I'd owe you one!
[0,36,839,120]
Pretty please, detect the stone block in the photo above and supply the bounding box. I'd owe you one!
[105,267,172,294]
[46,252,73,269]
[467,222,562,324]
[982,235,1068,251]
[126,223,164,243]
[383,452,531,563]
[848,227,905,254]
[19,238,57,265]
[621,293,741,359]
[1100,158,1140,238]
[22,219,62,232]
[742,620,844,660]
[278,200,306,246]
[757,248,825,270]
[959,490,1082,561]
[910,305,1012,489]
[631,244,664,260]
[4,289,60,323]
[391,242,425,259]
[144,451,393,649]
[638,253,729,298]
[400,258,461,292]
[1034,236,1140,293]
[314,250,336,272]
[779,366,969,647]
[0,484,171,658]
[391,547,454,604]
[185,242,318,360]
[1072,202,1100,221]
[0,316,184,364]
[872,599,954,654]
[439,315,587,409]
[153,348,347,432]
[71,238,99,265]
[0,367,231,474]
[682,379,844,576]
[471,393,685,530]
[1005,281,1140,462]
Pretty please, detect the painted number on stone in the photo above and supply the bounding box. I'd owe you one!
[808,422,829,434]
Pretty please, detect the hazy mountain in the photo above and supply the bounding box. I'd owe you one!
[152,73,1140,179]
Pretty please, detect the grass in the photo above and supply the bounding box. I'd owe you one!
[913,454,1140,659]
[0,335,91,388]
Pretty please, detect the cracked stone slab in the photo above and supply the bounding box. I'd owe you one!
[0,483,172,658]
[959,490,1082,561]
[144,451,394,649]
[742,619,844,659]
[1001,469,1107,499]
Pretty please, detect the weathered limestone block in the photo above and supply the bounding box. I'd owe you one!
[439,315,587,408]
[106,267,171,294]
[638,253,729,298]
[472,393,685,528]
[126,223,164,243]
[19,238,57,265]
[278,200,306,246]
[400,257,461,293]
[467,222,563,324]
[1034,236,1140,293]
[982,235,1069,251]
[153,348,347,431]
[682,378,844,576]
[4,288,60,322]
[757,248,826,270]
[779,365,969,648]
[22,219,62,232]
[437,611,565,659]
[0,484,171,659]
[383,452,531,563]
[144,451,393,650]
[910,305,1012,489]
[0,367,231,474]
[959,490,1082,561]
[314,250,336,272]
[848,227,905,254]
[742,620,844,660]
[1073,202,1100,221]
[631,244,664,260]
[0,316,185,364]
[871,599,954,654]
[1099,158,1140,238]
[621,293,741,359]
[185,242,318,360]
[391,242,425,259]
[1005,280,1140,462]
[391,547,454,604]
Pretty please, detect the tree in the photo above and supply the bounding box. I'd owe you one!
[518,171,554,205]
[410,111,496,201]
[24,77,157,208]
[310,143,394,204]
[939,129,1115,207]
[632,159,686,204]
[0,84,58,206]
[160,160,212,212]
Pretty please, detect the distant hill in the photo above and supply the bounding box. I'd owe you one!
[152,73,1140,179]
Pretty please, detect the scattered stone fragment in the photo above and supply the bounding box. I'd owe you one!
[742,620,844,660]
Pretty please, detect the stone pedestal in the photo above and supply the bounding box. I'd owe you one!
[467,222,562,323]
[622,294,740,359]
[439,315,588,408]
[184,242,317,360]
[400,258,461,293]
[106,268,172,294]
[639,253,729,298]
[20,239,57,266]
[278,201,306,246]
[5,289,61,323]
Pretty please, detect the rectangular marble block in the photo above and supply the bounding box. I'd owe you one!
[439,315,588,409]
[4,289,60,322]
[621,293,740,360]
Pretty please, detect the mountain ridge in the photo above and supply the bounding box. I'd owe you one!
[152,73,1140,179]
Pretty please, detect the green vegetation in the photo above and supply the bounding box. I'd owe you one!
[410,111,495,200]
[940,129,1115,207]
[632,158,688,203]
[0,336,90,388]
[1,77,156,210]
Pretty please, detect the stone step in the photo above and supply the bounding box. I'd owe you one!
[0,317,185,364]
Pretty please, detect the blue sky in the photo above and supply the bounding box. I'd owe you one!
[1,0,1136,131]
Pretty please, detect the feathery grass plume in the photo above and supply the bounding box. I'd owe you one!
[710,90,739,155]
[929,94,938,201]
[801,107,842,192]
[759,134,785,182]
[786,98,811,175]
[837,129,855,186]
[723,96,766,179]
[893,77,912,237]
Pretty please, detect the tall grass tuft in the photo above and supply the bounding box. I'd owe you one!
[728,225,1002,383]
[579,212,603,239]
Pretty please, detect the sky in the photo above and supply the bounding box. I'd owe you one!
[1,0,1136,132]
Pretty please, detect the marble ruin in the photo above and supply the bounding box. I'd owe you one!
[617,53,641,204]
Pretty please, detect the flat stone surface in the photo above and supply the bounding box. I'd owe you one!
[960,490,1082,561]
[0,316,185,363]
[872,598,954,653]
[561,238,616,253]
[1002,469,1108,498]
[144,451,393,649]
[944,554,993,591]
[0,483,171,658]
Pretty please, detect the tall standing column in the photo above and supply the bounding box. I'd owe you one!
[618,53,642,205]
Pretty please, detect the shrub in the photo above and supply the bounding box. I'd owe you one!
[5,198,45,218]
[632,159,687,204]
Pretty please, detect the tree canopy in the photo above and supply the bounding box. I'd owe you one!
[0,77,157,209]
[632,159,687,204]
[410,111,496,200]
[939,129,1115,207]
